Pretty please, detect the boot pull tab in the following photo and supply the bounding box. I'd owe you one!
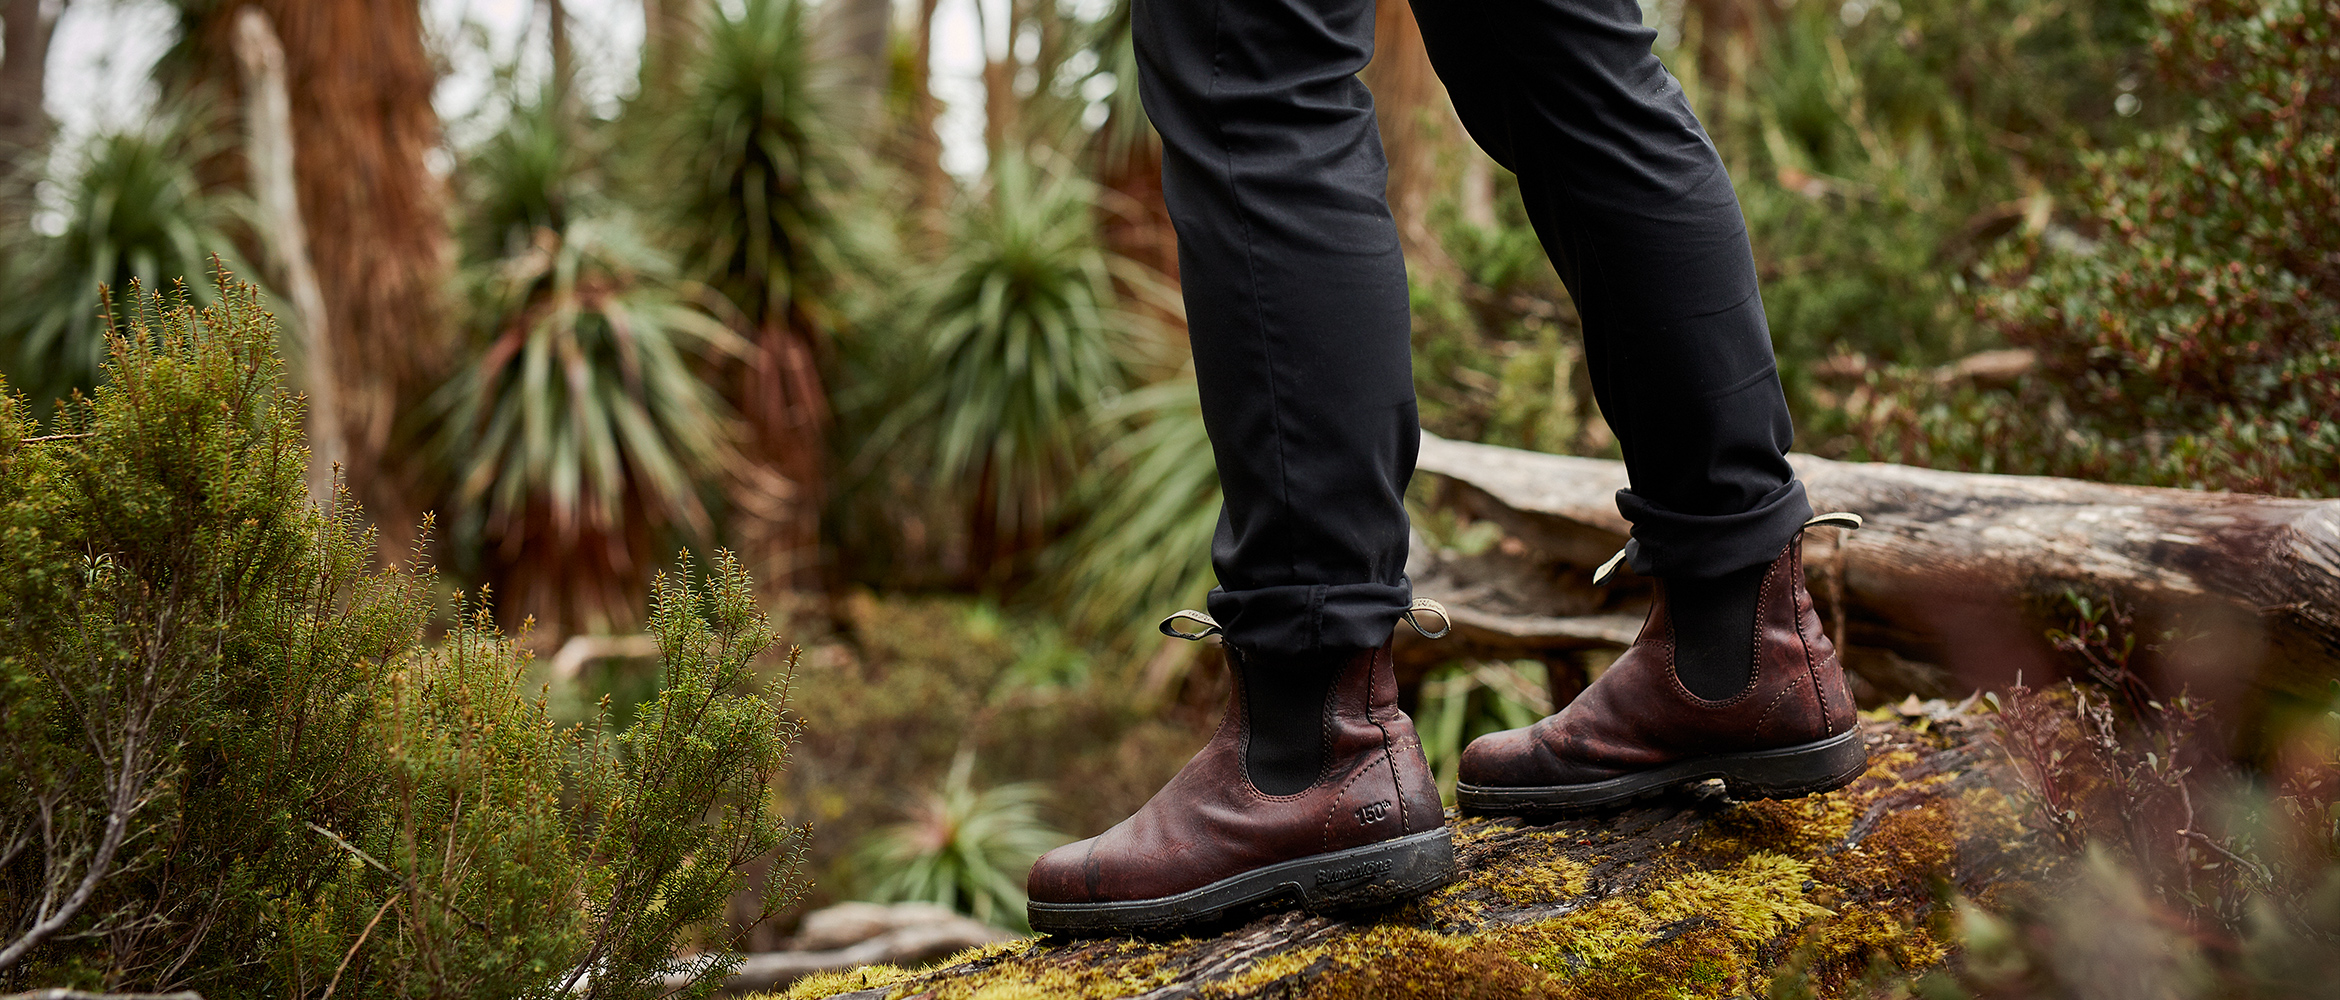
[1159,610,1223,641]
[1592,513,1860,586]
[1402,598,1452,639]
[1592,546,1631,587]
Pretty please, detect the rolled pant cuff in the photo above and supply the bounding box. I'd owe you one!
[1206,581,1413,660]
[1616,479,1813,579]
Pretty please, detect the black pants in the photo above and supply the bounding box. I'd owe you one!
[1135,0,1812,659]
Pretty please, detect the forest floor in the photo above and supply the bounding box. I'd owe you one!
[768,699,2045,1000]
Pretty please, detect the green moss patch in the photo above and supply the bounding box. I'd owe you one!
[780,712,2046,1000]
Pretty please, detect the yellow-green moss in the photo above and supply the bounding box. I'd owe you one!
[804,726,2035,1000]
[1495,853,1834,998]
[1799,901,1947,970]
[1198,942,1333,997]
[1490,853,1593,906]
[906,938,1180,1000]
[1816,801,1955,894]
[1438,826,1597,909]
[1694,793,1860,858]
[933,938,1037,969]
[773,964,915,1000]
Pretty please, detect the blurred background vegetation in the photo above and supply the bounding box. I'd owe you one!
[0,0,2327,966]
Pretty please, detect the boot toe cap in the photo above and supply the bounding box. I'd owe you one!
[1026,836,1101,905]
[1458,725,1549,787]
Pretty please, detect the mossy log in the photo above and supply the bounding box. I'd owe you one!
[767,705,2047,1000]
[1402,432,2340,710]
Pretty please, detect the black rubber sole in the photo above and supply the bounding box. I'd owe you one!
[1026,827,1456,937]
[1456,727,1869,817]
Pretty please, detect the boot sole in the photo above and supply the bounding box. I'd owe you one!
[1026,827,1456,937]
[1456,727,1868,817]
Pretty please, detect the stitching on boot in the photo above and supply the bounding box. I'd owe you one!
[1365,646,1407,835]
[1315,650,1341,789]
[1792,538,1833,735]
[1753,672,1802,740]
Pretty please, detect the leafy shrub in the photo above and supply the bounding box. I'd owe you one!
[1924,599,2340,998]
[1846,0,2338,496]
[1411,174,1602,457]
[0,279,803,998]
[1714,0,2151,377]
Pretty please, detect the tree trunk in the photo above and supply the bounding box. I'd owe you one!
[1363,0,1448,265]
[639,0,698,99]
[0,0,57,214]
[733,311,832,593]
[543,0,578,121]
[825,0,894,130]
[234,0,450,551]
[792,709,2042,999]
[1680,0,1766,105]
[904,0,949,231]
[1407,433,2340,718]
[230,8,341,503]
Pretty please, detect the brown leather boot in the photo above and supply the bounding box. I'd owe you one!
[1456,514,1868,816]
[1025,604,1456,936]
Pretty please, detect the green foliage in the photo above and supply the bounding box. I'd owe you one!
[856,154,1137,579]
[854,753,1067,932]
[1710,0,2151,377]
[778,594,1203,924]
[1415,661,1551,803]
[0,125,253,413]
[671,0,845,330]
[0,279,408,991]
[437,97,749,631]
[1847,0,2339,496]
[1410,176,1603,457]
[0,279,803,997]
[1051,376,1219,638]
[1894,612,2340,998]
[559,555,808,997]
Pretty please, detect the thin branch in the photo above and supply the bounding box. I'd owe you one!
[0,762,141,972]
[318,895,398,1000]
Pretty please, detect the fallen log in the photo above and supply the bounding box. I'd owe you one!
[676,902,1012,995]
[765,705,2048,1000]
[1404,433,2340,713]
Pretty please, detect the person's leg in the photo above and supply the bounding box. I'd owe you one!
[1024,0,1453,934]
[1413,0,1811,587]
[1413,0,1868,812]
[1140,0,1419,661]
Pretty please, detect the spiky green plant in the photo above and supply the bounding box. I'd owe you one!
[668,0,853,588]
[855,753,1066,932]
[437,97,747,634]
[1052,376,1219,639]
[863,154,1135,581]
[673,0,842,330]
[0,124,251,414]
